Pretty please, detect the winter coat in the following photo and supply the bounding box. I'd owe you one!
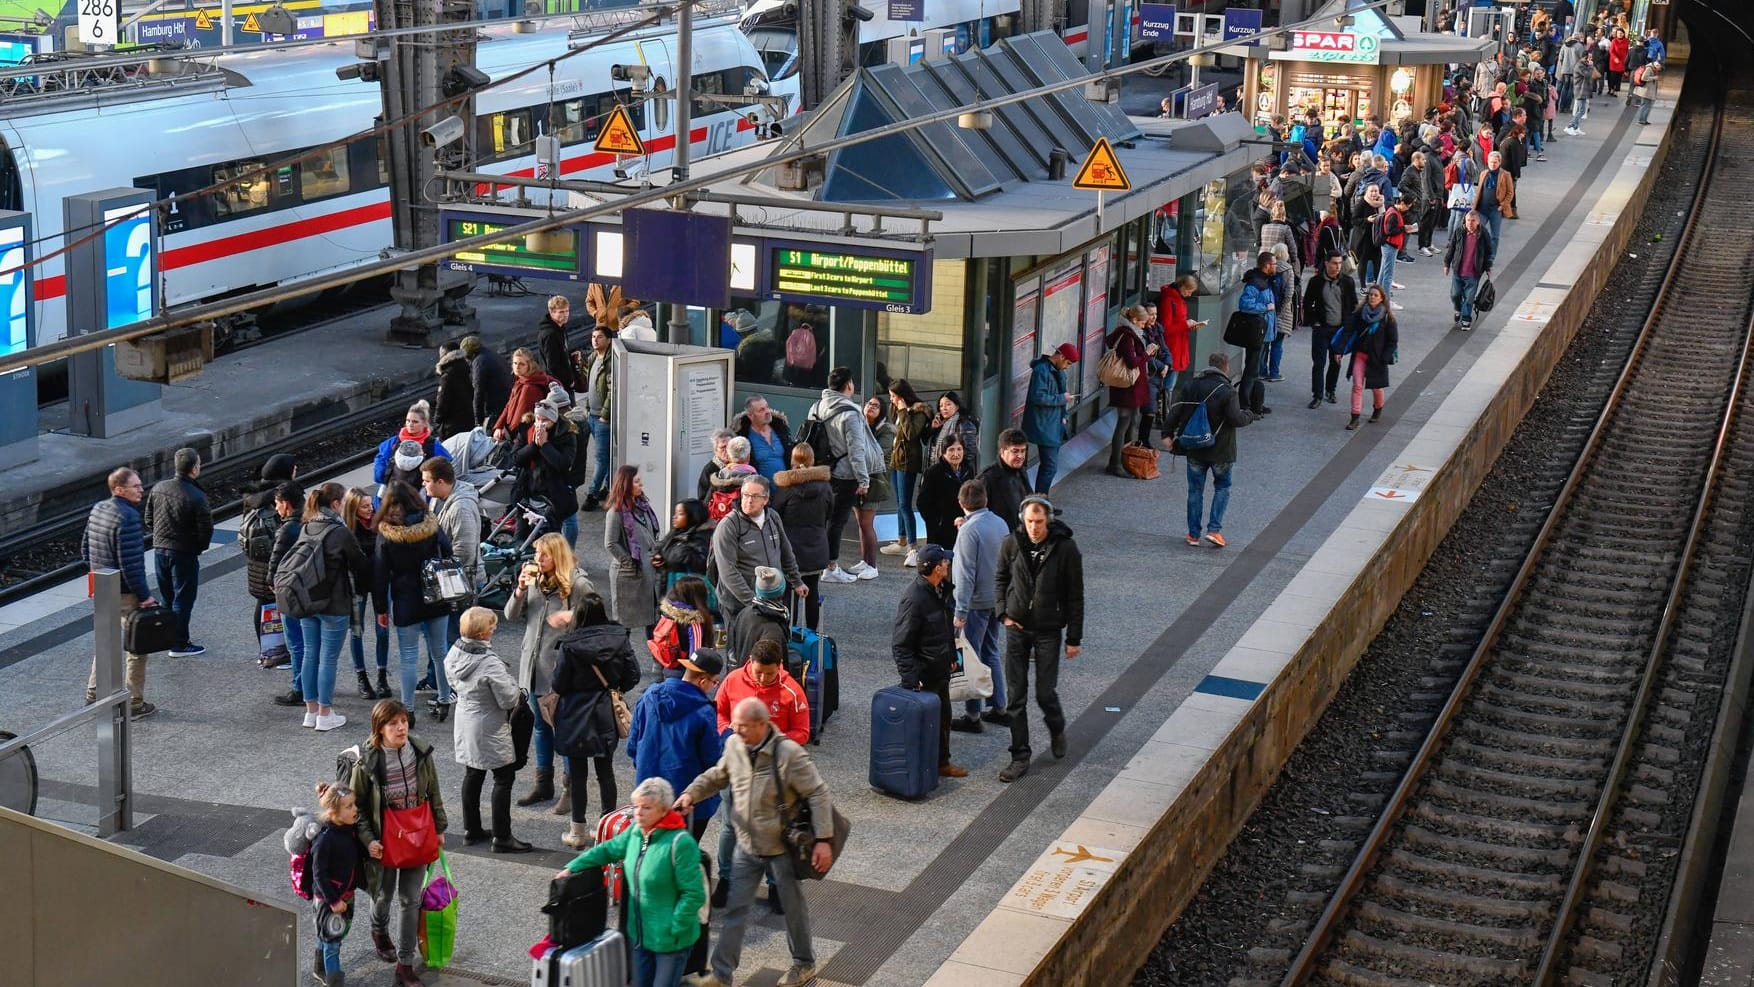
[308,823,365,909]
[728,597,791,669]
[143,476,213,555]
[372,514,454,627]
[682,729,834,858]
[431,480,481,588]
[1609,36,1629,72]
[561,814,704,954]
[926,411,981,470]
[628,677,724,819]
[708,508,802,612]
[1397,164,1433,214]
[268,518,302,601]
[82,496,150,600]
[1104,323,1151,410]
[1474,167,1517,218]
[349,734,447,895]
[1444,225,1496,278]
[654,522,712,581]
[537,315,578,394]
[243,493,283,601]
[434,349,475,439]
[808,390,884,483]
[1169,368,1253,467]
[372,431,449,496]
[493,371,559,437]
[579,348,612,421]
[470,348,514,430]
[995,519,1085,647]
[512,419,581,527]
[892,573,956,690]
[771,465,833,574]
[1258,221,1299,271]
[1272,268,1298,341]
[732,410,794,480]
[916,458,975,549]
[1332,309,1400,390]
[506,568,595,695]
[291,511,373,618]
[550,621,641,758]
[1156,288,1194,373]
[444,636,521,771]
[715,661,811,745]
[604,501,661,629]
[978,461,1032,531]
[1021,356,1071,449]
[1302,269,1360,329]
[1495,128,1528,179]
[890,402,933,473]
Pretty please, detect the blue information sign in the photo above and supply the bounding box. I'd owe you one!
[1138,3,1176,40]
[1222,7,1262,45]
[888,0,924,22]
[0,223,27,357]
[102,206,155,331]
[624,209,732,311]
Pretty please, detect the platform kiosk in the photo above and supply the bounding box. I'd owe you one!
[610,339,734,518]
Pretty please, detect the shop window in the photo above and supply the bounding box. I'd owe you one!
[721,298,860,392]
[876,259,966,397]
[300,147,350,200]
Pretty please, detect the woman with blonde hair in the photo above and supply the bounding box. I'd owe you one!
[506,531,595,813]
[491,347,558,441]
[341,487,391,700]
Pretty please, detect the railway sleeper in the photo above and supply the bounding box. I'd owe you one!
[1424,779,1592,821]
[1384,849,1565,895]
[1565,967,1618,987]
[1484,669,1636,704]
[1335,929,1525,980]
[1644,723,1687,745]
[1624,783,1670,807]
[1457,721,1618,758]
[1632,763,1675,787]
[1583,906,1637,936]
[1598,854,1648,880]
[1435,758,1600,799]
[1475,684,1626,719]
[1405,802,1578,844]
[1447,738,1606,778]
[1652,705,1693,728]
[1496,655,1643,686]
[1354,900,1540,950]
[1367,749,1413,769]
[1498,626,1660,655]
[1318,958,1467,987]
[1402,824,1573,870]
[1371,873,1552,922]
[1569,936,1624,965]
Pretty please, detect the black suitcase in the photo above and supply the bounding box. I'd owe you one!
[542,867,608,950]
[124,605,176,655]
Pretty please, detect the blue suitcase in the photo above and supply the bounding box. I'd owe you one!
[790,606,839,743]
[869,686,940,799]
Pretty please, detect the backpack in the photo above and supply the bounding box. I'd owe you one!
[241,506,278,563]
[273,527,329,619]
[784,324,817,370]
[648,616,685,669]
[706,486,739,522]
[1370,212,1390,248]
[797,404,855,469]
[1172,386,1221,452]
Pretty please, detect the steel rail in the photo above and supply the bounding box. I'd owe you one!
[1277,65,1731,987]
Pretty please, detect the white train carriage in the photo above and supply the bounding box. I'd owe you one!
[0,19,789,345]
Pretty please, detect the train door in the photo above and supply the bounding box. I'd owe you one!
[633,38,674,173]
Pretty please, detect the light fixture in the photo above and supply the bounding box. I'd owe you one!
[512,19,537,33]
[958,110,994,129]
[1390,68,1413,94]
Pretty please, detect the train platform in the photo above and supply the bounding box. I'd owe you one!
[1706,750,1754,987]
[0,97,1675,987]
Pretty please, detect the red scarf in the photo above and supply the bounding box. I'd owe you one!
[398,425,430,445]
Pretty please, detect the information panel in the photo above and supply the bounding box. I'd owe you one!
[767,243,932,314]
[442,211,583,281]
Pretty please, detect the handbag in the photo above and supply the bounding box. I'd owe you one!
[1096,347,1140,388]
[769,742,851,881]
[1473,275,1497,313]
[381,801,441,869]
[417,851,459,970]
[537,691,561,728]
[592,666,632,739]
[509,692,535,772]
[420,557,470,607]
[947,636,994,703]
[1120,443,1161,480]
[124,605,177,655]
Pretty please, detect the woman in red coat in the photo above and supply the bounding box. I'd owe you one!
[491,348,559,441]
[1156,275,1202,398]
[1607,29,1630,96]
[1103,304,1156,477]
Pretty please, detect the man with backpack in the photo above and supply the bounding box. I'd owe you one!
[243,455,298,670]
[1167,352,1255,549]
[804,368,883,584]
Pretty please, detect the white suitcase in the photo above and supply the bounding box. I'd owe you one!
[533,929,628,986]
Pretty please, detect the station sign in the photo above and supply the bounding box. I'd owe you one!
[1274,29,1381,64]
[1138,3,1175,41]
[78,0,120,46]
[1183,82,1219,118]
[441,210,584,281]
[1222,8,1261,45]
[767,242,932,314]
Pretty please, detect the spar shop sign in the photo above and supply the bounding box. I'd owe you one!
[1284,29,1381,63]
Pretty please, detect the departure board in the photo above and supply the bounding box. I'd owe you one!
[443,214,583,281]
[768,244,931,314]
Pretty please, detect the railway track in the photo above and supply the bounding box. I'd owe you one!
[1272,66,1754,987]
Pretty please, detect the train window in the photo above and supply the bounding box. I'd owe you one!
[212,160,276,217]
[481,108,535,162]
[300,148,351,200]
[690,70,727,118]
[552,98,589,144]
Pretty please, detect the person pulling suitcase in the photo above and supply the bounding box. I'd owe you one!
[891,544,968,779]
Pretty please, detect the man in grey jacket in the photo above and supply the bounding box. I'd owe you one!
[710,476,806,620]
[143,447,213,658]
[951,479,1011,732]
[422,456,482,652]
[809,367,884,583]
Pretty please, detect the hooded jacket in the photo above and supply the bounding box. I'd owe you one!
[1169,368,1254,466]
[443,636,521,771]
[469,347,513,429]
[893,572,956,690]
[808,389,884,482]
[654,508,712,579]
[561,812,704,955]
[349,734,447,891]
[715,661,811,746]
[143,475,213,555]
[771,464,833,573]
[537,314,578,394]
[683,730,834,858]
[728,597,791,669]
[551,621,641,759]
[372,513,454,626]
[995,518,1085,647]
[1021,356,1071,449]
[434,349,475,439]
[431,480,481,586]
[890,401,933,473]
[627,676,724,819]
[708,507,803,612]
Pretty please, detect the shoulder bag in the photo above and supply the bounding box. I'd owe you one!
[592,665,632,738]
[1095,347,1139,388]
[769,740,851,881]
[379,754,442,869]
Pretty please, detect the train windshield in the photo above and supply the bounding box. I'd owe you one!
[745,27,798,81]
[0,139,20,213]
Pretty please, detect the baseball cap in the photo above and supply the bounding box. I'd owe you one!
[916,544,953,569]
[1054,343,1080,363]
[680,648,725,678]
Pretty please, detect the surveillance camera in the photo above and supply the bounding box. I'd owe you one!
[335,61,381,82]
[846,4,874,22]
[610,63,652,85]
[421,115,467,149]
[440,64,490,98]
[612,157,647,181]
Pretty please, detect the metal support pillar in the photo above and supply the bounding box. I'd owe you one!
[92,568,131,837]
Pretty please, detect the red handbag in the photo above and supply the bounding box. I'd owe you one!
[381,802,441,869]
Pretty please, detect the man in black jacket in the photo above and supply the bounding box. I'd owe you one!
[537,295,578,397]
[144,447,213,657]
[892,544,967,778]
[978,429,1034,530]
[461,335,513,430]
[1168,353,1255,549]
[1444,210,1496,330]
[1302,252,1360,407]
[994,497,1084,783]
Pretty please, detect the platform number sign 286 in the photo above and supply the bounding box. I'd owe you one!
[79,0,120,45]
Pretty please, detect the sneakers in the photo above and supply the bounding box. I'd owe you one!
[315,712,347,732]
[980,709,1012,727]
[821,565,857,584]
[1420,246,1437,256]
[1563,126,1579,136]
[1262,374,1285,383]
[1535,153,1548,161]
[169,643,206,658]
[939,763,970,778]
[1203,532,1227,549]
[904,549,919,568]
[879,542,908,556]
[274,688,305,707]
[777,963,817,987]
[1390,282,1406,291]
[846,561,879,581]
[998,759,1031,783]
[1460,318,1473,331]
[303,711,318,728]
[1185,533,1202,546]
[128,700,158,719]
[950,715,983,733]
[1390,301,1405,311]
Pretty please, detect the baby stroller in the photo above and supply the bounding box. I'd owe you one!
[475,496,552,610]
[442,427,517,522]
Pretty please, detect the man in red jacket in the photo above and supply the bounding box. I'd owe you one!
[715,639,812,743]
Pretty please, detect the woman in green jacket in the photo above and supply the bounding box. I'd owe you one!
[556,777,706,987]
[882,379,932,567]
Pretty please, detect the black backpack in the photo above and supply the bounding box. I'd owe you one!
[240,506,278,563]
[273,527,329,619]
[797,405,855,469]
[543,867,608,949]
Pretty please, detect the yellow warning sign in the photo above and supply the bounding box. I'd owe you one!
[1072,137,1131,192]
[593,104,645,156]
[242,11,262,32]
[194,8,213,29]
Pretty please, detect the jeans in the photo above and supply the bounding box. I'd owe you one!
[1264,333,1285,378]
[286,612,305,689]
[371,864,424,966]
[568,754,616,824]
[1559,77,1574,113]
[1637,92,1655,123]
[562,513,579,549]
[711,843,815,980]
[1481,208,1503,247]
[350,596,389,672]
[298,613,349,708]
[1186,460,1233,538]
[1529,126,1543,154]
[395,615,452,705]
[1350,352,1384,415]
[826,478,860,565]
[528,689,558,772]
[587,415,612,498]
[153,548,200,649]
[1377,245,1398,296]
[1448,208,1468,242]
[311,901,346,974]
[1570,87,1590,129]
[962,608,1006,717]
[1451,274,1481,322]
[461,764,518,838]
[892,469,918,544]
[1002,625,1065,761]
[1311,324,1342,399]
[1033,443,1061,494]
[633,946,691,987]
[1107,406,1139,471]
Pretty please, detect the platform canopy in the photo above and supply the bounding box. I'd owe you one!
[747,31,1141,203]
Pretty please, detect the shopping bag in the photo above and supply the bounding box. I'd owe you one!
[380,802,441,869]
[418,851,459,970]
[947,637,994,703]
[259,602,285,657]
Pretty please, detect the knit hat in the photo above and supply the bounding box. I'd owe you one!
[393,440,425,473]
[533,401,560,424]
[545,382,572,409]
[753,566,785,599]
[261,453,296,484]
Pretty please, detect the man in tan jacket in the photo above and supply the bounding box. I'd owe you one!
[676,697,836,987]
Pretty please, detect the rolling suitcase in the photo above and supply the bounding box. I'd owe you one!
[789,602,839,743]
[543,929,627,986]
[869,686,940,799]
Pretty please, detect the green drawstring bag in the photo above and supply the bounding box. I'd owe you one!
[417,850,459,970]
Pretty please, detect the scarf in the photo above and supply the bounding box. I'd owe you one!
[1357,301,1386,329]
[398,425,431,445]
[620,496,659,564]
